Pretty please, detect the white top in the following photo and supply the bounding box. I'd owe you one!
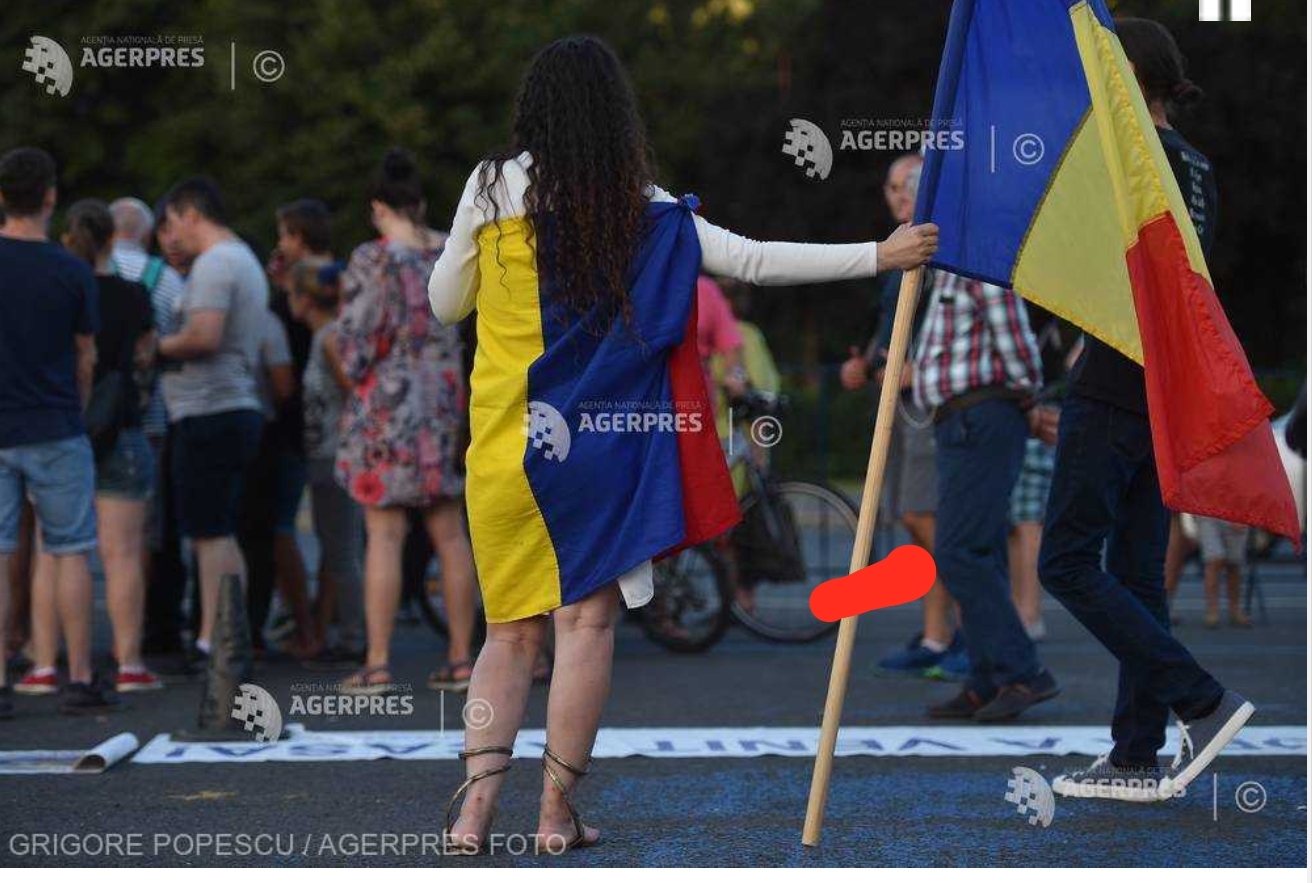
[427,152,881,324]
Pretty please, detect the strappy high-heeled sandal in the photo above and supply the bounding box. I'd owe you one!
[443,746,512,855]
[536,745,600,854]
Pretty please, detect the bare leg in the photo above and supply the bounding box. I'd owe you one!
[1226,564,1249,625]
[1164,515,1192,607]
[424,501,477,666]
[194,536,248,648]
[29,548,59,671]
[313,567,336,650]
[98,497,148,669]
[53,553,94,684]
[363,507,406,669]
[274,533,318,656]
[1008,522,1044,629]
[538,586,620,847]
[1202,559,1222,626]
[7,503,34,658]
[903,512,953,645]
[447,615,546,849]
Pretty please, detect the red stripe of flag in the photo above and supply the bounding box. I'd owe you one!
[1128,213,1300,543]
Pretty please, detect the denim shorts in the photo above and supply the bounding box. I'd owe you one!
[95,428,156,500]
[172,409,264,539]
[0,434,98,555]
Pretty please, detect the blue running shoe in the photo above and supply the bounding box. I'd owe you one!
[925,644,971,682]
[878,633,948,676]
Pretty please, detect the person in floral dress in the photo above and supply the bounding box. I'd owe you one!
[335,148,478,695]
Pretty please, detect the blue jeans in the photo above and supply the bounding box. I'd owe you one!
[0,434,98,555]
[934,398,1039,694]
[1039,395,1223,764]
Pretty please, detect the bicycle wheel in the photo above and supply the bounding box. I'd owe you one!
[730,480,860,643]
[639,544,732,653]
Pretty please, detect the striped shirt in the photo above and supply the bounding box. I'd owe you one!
[912,270,1042,411]
[111,241,186,438]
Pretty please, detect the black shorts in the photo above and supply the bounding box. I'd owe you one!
[171,409,264,539]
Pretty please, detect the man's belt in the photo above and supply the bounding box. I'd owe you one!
[933,384,1029,425]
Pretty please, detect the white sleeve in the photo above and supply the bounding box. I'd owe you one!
[650,184,880,285]
[428,166,483,324]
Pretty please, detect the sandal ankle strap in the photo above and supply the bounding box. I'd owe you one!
[542,745,590,777]
[458,745,513,761]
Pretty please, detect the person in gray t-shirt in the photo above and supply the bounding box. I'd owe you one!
[161,237,269,421]
[157,177,267,655]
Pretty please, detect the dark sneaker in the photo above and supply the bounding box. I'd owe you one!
[0,685,13,720]
[879,633,949,676]
[973,669,1060,722]
[1051,754,1170,802]
[927,686,994,719]
[925,646,971,682]
[59,681,124,716]
[1162,689,1255,796]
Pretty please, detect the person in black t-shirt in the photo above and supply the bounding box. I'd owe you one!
[1039,19,1248,803]
[0,148,105,717]
[63,199,163,694]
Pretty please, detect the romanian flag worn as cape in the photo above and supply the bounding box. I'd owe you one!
[466,196,740,623]
[915,0,1300,542]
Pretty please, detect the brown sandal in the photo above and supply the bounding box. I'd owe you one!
[443,746,512,855]
[338,664,393,696]
[536,745,600,854]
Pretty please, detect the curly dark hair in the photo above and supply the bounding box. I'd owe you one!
[479,35,654,332]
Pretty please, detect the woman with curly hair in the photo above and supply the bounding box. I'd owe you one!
[428,35,937,853]
[335,149,478,696]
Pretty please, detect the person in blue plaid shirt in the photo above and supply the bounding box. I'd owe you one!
[912,269,1059,722]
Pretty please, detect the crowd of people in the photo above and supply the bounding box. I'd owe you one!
[0,145,487,718]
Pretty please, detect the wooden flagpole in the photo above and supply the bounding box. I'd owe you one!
[802,264,925,847]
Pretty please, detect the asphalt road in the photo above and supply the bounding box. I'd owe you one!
[0,556,1305,867]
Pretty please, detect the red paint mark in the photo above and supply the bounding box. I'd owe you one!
[808,545,937,622]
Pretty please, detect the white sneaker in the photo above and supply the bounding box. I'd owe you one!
[1051,754,1171,803]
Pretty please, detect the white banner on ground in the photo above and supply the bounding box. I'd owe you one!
[0,732,140,774]
[130,725,1306,764]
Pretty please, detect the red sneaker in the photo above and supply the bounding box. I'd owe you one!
[115,669,164,693]
[15,670,59,696]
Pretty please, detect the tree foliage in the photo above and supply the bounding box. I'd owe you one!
[1,0,1302,374]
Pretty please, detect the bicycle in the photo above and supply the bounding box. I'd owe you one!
[638,389,862,650]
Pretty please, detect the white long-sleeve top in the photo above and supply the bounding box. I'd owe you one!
[427,152,881,323]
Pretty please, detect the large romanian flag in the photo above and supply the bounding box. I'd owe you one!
[465,197,740,623]
[916,0,1300,541]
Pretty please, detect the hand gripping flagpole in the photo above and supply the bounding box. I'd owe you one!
[802,263,925,846]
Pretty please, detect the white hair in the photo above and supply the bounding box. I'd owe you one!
[109,197,154,246]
